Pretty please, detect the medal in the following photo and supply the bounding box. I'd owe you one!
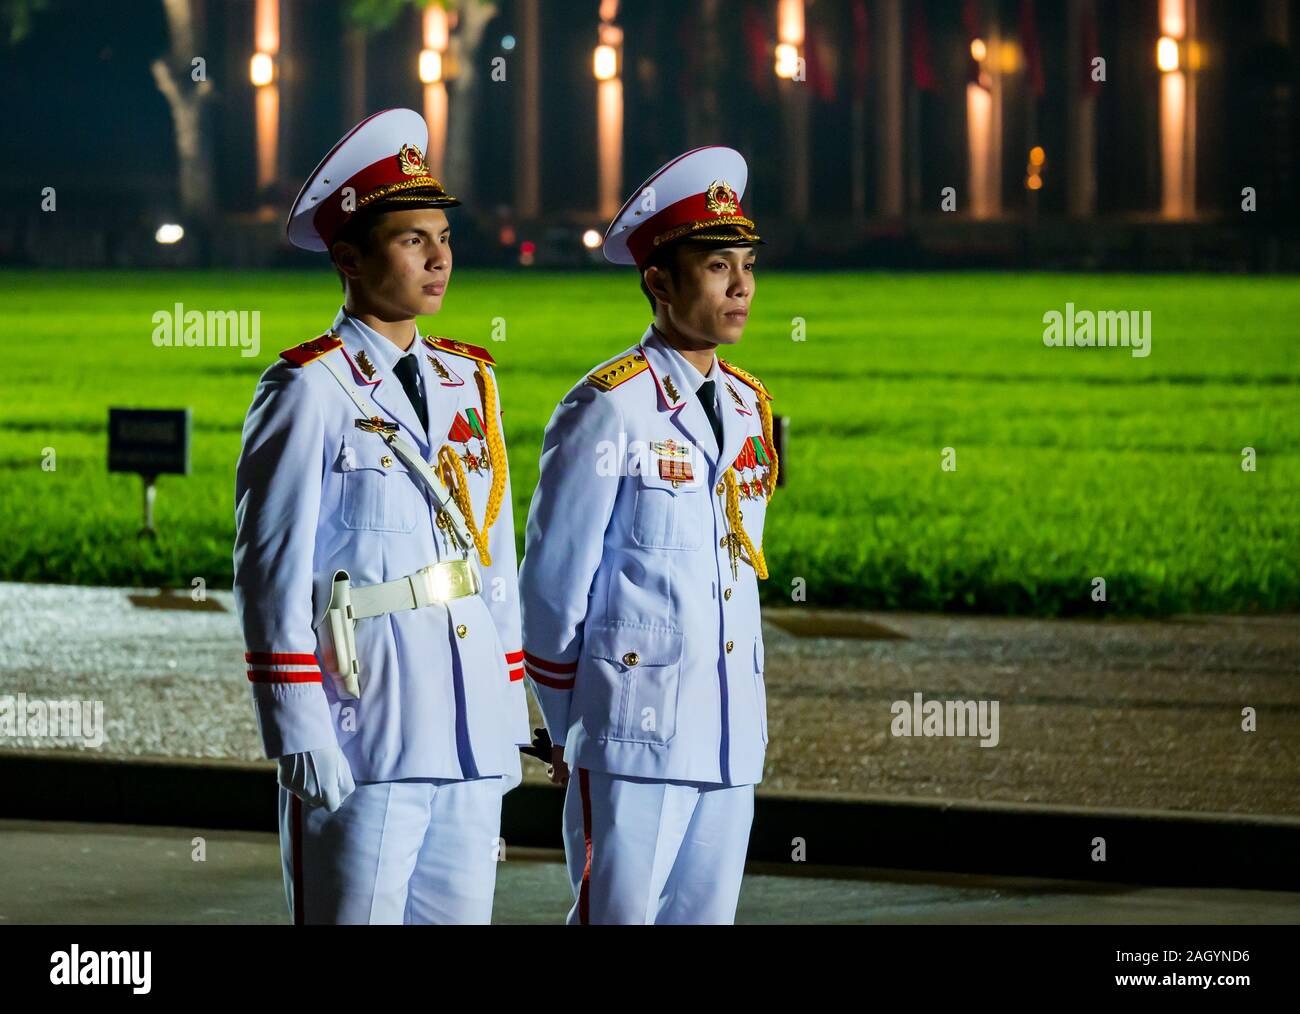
[658,458,694,483]
[447,411,490,475]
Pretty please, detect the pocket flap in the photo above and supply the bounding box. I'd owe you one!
[583,621,684,666]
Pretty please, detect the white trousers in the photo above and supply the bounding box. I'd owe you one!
[278,777,505,924]
[562,768,755,924]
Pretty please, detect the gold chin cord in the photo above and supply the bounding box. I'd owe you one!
[436,363,508,567]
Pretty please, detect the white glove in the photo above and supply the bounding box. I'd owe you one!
[277,745,356,812]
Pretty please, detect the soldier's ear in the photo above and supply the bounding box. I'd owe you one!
[331,240,364,282]
[643,265,674,309]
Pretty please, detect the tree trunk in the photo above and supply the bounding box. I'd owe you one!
[445,0,497,210]
[150,0,215,224]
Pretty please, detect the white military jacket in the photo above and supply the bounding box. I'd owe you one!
[233,307,530,785]
[518,324,777,786]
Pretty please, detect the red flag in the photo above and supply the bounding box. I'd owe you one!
[805,25,836,103]
[909,2,937,92]
[851,0,869,102]
[1020,0,1045,97]
[742,5,773,97]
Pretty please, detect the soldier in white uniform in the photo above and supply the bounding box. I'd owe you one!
[518,147,778,924]
[232,108,530,924]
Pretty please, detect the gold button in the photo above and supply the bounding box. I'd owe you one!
[715,482,725,495]
[724,588,732,601]
[456,624,468,638]
[720,537,728,548]
[381,455,394,468]
[622,651,640,667]
[725,640,734,653]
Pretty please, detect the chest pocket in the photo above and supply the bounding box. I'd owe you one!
[631,468,708,551]
[338,433,425,533]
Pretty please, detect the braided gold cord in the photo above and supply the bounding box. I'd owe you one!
[757,396,779,502]
[723,467,768,580]
[476,364,508,535]
[437,445,492,566]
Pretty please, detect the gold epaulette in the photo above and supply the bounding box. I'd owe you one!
[425,336,496,367]
[587,351,649,391]
[719,358,772,400]
[280,332,343,367]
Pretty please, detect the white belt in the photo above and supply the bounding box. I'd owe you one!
[347,559,482,619]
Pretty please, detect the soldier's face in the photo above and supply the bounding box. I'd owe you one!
[658,245,756,346]
[349,208,453,317]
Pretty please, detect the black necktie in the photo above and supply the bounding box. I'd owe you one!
[697,379,723,451]
[392,352,429,433]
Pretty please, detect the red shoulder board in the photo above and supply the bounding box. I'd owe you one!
[280,332,343,367]
[719,358,771,401]
[425,336,495,367]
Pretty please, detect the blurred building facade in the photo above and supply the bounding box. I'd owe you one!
[0,0,1296,269]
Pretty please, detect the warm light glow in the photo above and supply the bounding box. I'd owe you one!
[966,82,994,219]
[970,38,987,62]
[1029,146,1045,167]
[254,0,279,54]
[597,78,623,218]
[255,81,279,189]
[155,224,184,244]
[1025,174,1043,191]
[594,44,618,81]
[1160,67,1188,217]
[778,0,805,46]
[419,49,442,83]
[249,51,274,87]
[424,81,447,179]
[998,40,1021,73]
[775,43,800,79]
[582,229,603,249]
[425,5,448,50]
[1160,0,1186,38]
[1157,36,1180,72]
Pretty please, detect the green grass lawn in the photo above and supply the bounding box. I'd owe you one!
[1,269,1297,616]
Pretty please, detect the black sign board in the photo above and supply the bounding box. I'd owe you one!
[108,408,191,476]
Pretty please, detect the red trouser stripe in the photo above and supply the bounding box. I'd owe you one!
[578,767,592,926]
[291,794,305,926]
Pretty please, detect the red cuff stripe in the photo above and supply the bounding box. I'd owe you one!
[523,650,578,674]
[508,665,525,682]
[504,649,525,664]
[246,651,318,666]
[524,663,574,690]
[247,669,322,684]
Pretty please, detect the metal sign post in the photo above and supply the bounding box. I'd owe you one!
[108,409,191,540]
